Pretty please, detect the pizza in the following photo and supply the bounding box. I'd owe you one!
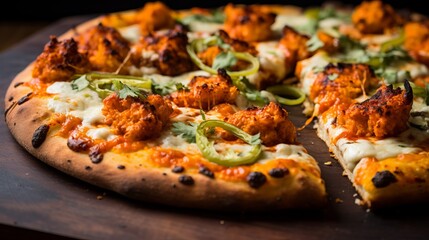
[3,1,429,211]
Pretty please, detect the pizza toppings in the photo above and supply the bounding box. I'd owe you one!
[32,36,90,83]
[337,82,413,138]
[102,93,173,140]
[371,170,398,188]
[404,20,429,67]
[31,124,50,148]
[222,102,296,146]
[246,171,267,188]
[310,63,378,101]
[168,69,239,109]
[135,1,175,35]
[279,26,313,69]
[187,37,260,78]
[196,30,258,69]
[309,63,379,114]
[196,119,262,167]
[75,23,131,73]
[223,3,276,42]
[351,0,403,34]
[131,26,194,76]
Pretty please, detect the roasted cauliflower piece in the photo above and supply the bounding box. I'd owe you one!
[351,0,403,34]
[279,26,313,73]
[310,63,379,113]
[223,3,276,42]
[102,93,173,141]
[32,36,90,83]
[131,26,195,76]
[197,30,258,68]
[75,23,131,73]
[168,69,239,110]
[404,21,429,66]
[337,82,413,138]
[135,1,176,35]
[222,102,297,146]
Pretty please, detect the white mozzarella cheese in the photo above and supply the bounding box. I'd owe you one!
[46,82,104,126]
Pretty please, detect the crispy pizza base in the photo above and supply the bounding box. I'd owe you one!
[316,117,429,208]
[4,11,327,211]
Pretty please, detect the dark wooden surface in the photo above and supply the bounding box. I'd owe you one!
[1,15,429,240]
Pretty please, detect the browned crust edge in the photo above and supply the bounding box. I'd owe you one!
[315,118,429,208]
[3,12,327,211]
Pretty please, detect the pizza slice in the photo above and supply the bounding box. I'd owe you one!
[4,2,328,211]
[293,1,429,207]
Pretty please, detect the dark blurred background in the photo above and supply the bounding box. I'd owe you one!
[1,0,428,20]
[1,0,428,52]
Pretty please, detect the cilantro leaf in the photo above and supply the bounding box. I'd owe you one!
[71,75,89,91]
[212,51,237,70]
[112,80,147,99]
[118,84,142,99]
[171,122,198,143]
[175,83,190,91]
[151,81,175,96]
[233,77,269,106]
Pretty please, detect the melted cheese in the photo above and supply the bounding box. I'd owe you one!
[298,52,330,95]
[248,41,287,86]
[272,14,310,34]
[187,22,222,34]
[119,24,141,43]
[86,127,116,141]
[46,82,104,126]
[321,117,428,171]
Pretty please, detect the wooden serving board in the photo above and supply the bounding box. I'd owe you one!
[1,15,429,240]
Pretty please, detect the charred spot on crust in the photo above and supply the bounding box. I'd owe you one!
[32,124,50,148]
[117,165,125,170]
[85,166,92,171]
[14,82,24,88]
[4,102,16,117]
[8,96,13,102]
[372,170,397,188]
[246,171,267,188]
[268,168,289,178]
[17,92,33,105]
[171,166,185,173]
[89,147,103,164]
[199,166,214,179]
[178,175,194,185]
[67,137,91,152]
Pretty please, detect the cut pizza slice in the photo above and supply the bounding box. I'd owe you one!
[294,1,429,208]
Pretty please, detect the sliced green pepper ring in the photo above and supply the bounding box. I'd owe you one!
[186,39,260,78]
[73,72,152,99]
[266,85,306,105]
[196,120,262,167]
